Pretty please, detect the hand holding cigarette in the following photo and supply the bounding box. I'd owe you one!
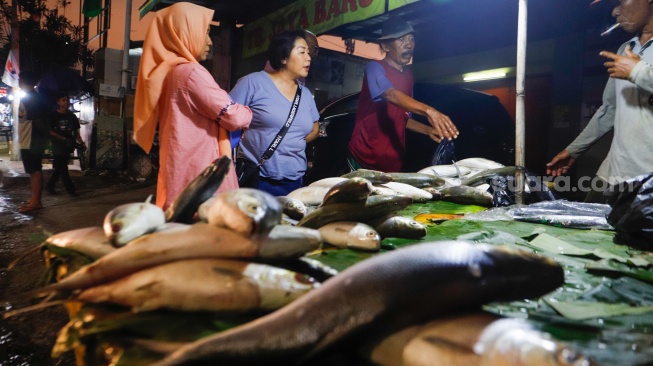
[600,46,641,80]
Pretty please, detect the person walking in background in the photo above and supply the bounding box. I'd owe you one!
[230,30,320,196]
[133,2,252,210]
[348,16,459,173]
[17,71,49,213]
[546,0,653,203]
[46,92,86,197]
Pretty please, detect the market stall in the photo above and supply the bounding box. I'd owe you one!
[31,161,653,366]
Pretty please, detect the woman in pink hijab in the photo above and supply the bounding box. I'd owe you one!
[134,2,252,209]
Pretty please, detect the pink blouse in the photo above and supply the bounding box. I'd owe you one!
[156,63,252,209]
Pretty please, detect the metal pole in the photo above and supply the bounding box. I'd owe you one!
[121,0,132,99]
[515,0,527,204]
[10,0,20,161]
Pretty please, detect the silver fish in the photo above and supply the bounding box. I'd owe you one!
[341,169,393,184]
[205,188,282,238]
[439,186,493,207]
[318,222,381,251]
[298,195,413,229]
[321,177,373,206]
[103,196,166,247]
[277,196,308,220]
[149,241,564,366]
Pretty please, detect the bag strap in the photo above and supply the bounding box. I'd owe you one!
[258,83,302,165]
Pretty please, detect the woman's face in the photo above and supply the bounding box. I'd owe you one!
[282,37,311,79]
[197,27,212,62]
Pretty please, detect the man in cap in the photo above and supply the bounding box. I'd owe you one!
[348,16,459,173]
[546,0,653,202]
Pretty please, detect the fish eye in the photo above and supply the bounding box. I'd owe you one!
[558,348,588,365]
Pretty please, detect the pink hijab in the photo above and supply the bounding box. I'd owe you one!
[134,2,230,157]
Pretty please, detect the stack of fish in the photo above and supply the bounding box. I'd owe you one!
[28,156,594,366]
[35,157,332,314]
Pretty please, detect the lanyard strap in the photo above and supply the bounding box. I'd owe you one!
[259,83,302,165]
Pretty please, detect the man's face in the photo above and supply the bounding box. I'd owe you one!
[382,33,415,68]
[611,0,653,34]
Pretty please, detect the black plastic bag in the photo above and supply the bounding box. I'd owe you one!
[430,138,457,166]
[606,173,653,250]
[235,157,260,189]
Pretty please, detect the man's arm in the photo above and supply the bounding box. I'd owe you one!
[382,88,458,141]
[406,118,442,142]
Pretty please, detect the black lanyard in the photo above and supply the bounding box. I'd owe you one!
[258,84,302,165]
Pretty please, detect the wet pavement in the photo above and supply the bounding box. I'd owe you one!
[0,152,157,365]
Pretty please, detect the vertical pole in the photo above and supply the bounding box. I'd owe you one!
[515,0,527,204]
[121,0,132,93]
[10,0,20,161]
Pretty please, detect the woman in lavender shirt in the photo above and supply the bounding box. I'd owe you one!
[230,30,320,196]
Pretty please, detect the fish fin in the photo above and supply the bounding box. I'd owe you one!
[452,160,463,180]
[3,297,67,319]
[145,194,154,204]
[7,244,43,270]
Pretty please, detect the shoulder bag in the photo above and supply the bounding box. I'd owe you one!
[236,84,302,188]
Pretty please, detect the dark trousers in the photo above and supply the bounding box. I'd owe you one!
[258,176,303,197]
[47,155,75,194]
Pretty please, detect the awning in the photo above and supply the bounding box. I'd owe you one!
[242,0,418,58]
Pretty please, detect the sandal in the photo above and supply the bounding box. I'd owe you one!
[18,204,44,213]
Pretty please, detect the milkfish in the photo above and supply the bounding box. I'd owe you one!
[439,186,494,207]
[148,241,564,366]
[318,222,381,251]
[474,318,593,366]
[381,182,433,202]
[366,215,427,239]
[341,169,393,184]
[44,227,116,260]
[321,177,373,206]
[387,172,445,188]
[76,259,319,313]
[205,188,282,238]
[287,186,331,206]
[298,195,413,229]
[258,225,323,259]
[37,223,261,293]
[165,156,232,224]
[103,196,166,247]
[420,186,444,200]
[368,313,592,366]
[456,157,505,170]
[461,166,522,187]
[276,196,308,220]
[417,164,472,178]
[308,177,348,188]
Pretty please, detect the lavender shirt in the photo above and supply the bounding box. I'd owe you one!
[230,71,319,180]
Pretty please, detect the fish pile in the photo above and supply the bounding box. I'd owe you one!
[273,158,514,250]
[24,156,591,365]
[32,158,334,316]
[147,241,569,366]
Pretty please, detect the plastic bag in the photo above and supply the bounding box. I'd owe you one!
[430,138,457,166]
[606,173,653,250]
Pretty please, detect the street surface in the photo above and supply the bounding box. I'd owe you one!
[0,155,156,365]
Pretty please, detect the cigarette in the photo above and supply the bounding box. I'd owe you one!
[601,23,620,37]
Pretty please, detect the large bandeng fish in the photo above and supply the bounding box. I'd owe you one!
[150,241,564,366]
